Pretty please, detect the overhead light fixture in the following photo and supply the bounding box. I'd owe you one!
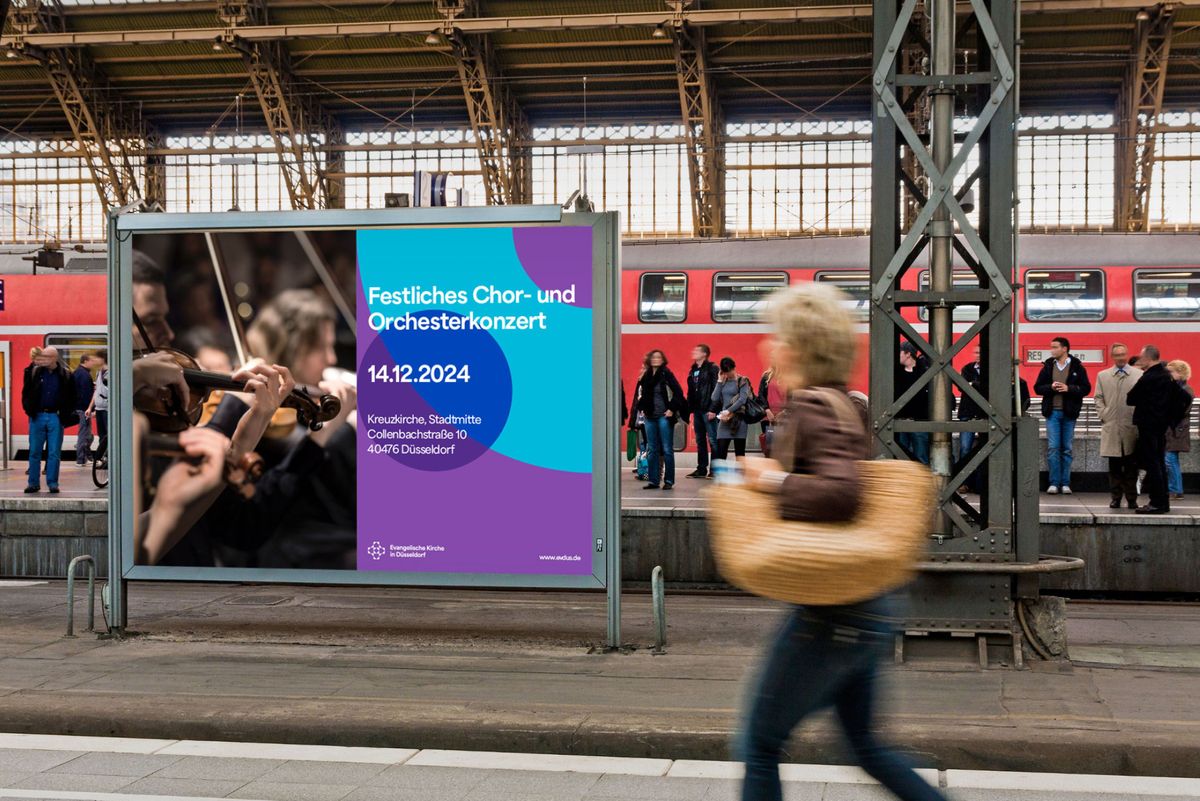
[212,37,224,51]
[1136,8,1151,21]
[5,47,19,59]
[652,24,668,39]
[424,31,441,46]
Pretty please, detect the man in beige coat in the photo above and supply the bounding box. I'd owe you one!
[1094,343,1142,509]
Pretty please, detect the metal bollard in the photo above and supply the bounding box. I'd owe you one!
[66,555,96,637]
[651,565,666,654]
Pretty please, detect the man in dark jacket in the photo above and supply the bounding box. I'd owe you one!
[686,344,720,478]
[21,346,77,494]
[895,341,930,465]
[72,353,96,465]
[1033,337,1091,494]
[1127,345,1190,514]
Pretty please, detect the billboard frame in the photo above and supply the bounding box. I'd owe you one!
[106,205,623,647]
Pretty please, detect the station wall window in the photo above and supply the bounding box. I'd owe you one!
[1023,269,1105,321]
[638,273,688,323]
[1133,270,1200,320]
[44,334,107,372]
[916,270,983,322]
[712,272,789,322]
[815,271,870,321]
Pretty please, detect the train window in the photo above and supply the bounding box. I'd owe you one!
[1024,270,1105,321]
[917,271,982,322]
[44,334,107,372]
[638,273,687,323]
[815,272,870,321]
[1133,270,1200,321]
[712,272,789,322]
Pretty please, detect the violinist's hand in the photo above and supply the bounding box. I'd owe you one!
[309,379,356,447]
[229,360,294,458]
[141,427,230,566]
[133,352,188,409]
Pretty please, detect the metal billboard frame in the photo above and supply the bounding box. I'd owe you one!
[106,205,623,647]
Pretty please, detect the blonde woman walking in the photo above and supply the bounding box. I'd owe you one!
[737,283,945,801]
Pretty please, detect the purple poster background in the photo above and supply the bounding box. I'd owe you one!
[355,226,595,575]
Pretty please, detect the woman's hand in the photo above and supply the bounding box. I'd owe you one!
[665,409,674,418]
[743,456,786,492]
[765,409,776,423]
[707,412,717,421]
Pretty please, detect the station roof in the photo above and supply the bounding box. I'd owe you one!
[2,0,1200,139]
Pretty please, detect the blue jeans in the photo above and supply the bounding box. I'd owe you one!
[75,410,93,463]
[1045,410,1076,489]
[693,413,719,473]
[27,412,64,489]
[897,432,930,465]
[1166,451,1183,496]
[739,600,945,801]
[644,415,675,486]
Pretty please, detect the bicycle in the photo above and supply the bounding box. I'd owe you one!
[92,434,108,489]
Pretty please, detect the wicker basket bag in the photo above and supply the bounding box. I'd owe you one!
[706,458,935,606]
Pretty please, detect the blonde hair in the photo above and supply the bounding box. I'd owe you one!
[767,282,856,387]
[246,289,335,369]
[1168,359,1191,381]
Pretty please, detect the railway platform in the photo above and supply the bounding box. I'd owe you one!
[3,455,1200,593]
[1,581,1198,779]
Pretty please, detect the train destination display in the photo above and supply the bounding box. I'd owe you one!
[356,226,594,574]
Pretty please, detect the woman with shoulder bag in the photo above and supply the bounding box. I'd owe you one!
[710,357,753,462]
[733,284,947,801]
[632,349,686,490]
[757,364,787,457]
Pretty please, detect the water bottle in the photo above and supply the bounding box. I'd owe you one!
[712,458,744,485]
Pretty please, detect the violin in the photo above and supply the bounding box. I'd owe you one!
[133,346,341,434]
[144,431,265,499]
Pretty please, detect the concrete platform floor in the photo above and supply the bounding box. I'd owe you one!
[1,733,1198,801]
[1,582,1198,778]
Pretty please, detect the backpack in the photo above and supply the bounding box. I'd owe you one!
[738,377,768,424]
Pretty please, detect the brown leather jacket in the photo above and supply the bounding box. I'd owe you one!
[772,385,867,523]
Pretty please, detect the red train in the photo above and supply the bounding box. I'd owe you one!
[621,234,1200,441]
[0,272,107,455]
[3,233,1198,455]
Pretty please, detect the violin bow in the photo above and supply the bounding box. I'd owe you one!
[203,232,250,367]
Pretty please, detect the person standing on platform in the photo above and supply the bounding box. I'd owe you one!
[1165,359,1194,501]
[895,342,930,465]
[1034,337,1091,495]
[956,346,984,493]
[686,344,720,478]
[738,282,949,801]
[86,349,109,454]
[1094,343,1142,509]
[1127,345,1190,514]
[632,349,686,491]
[756,363,787,457]
[72,353,96,465]
[710,356,753,462]
[21,346,77,494]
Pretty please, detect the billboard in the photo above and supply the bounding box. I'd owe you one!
[109,208,619,622]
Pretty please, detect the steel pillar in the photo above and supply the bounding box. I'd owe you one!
[1116,4,1174,232]
[221,0,342,210]
[672,10,726,237]
[8,0,157,212]
[872,0,1036,650]
[438,0,532,205]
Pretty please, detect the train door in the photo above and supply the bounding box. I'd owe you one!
[0,340,8,468]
